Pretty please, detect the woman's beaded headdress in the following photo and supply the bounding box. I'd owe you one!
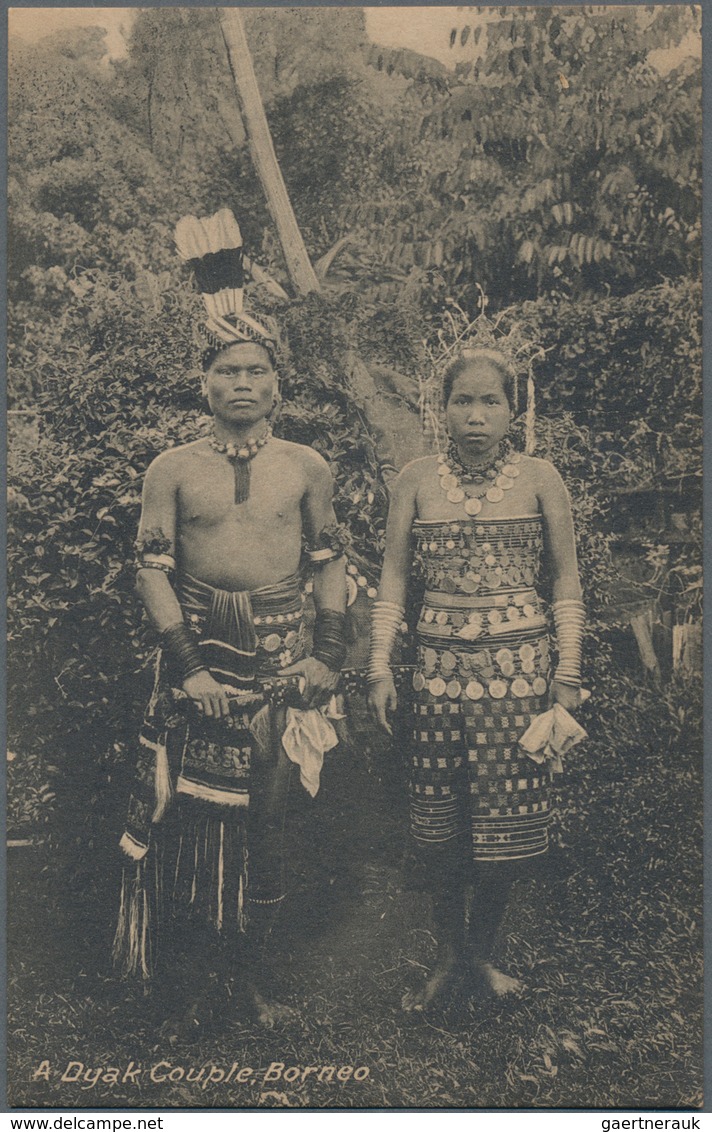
[423,293,546,456]
[175,208,277,358]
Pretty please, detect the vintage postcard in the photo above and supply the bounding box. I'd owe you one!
[6,4,703,1112]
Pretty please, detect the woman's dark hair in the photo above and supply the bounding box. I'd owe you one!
[201,338,277,373]
[442,348,516,410]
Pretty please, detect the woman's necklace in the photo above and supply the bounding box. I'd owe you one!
[209,423,272,504]
[437,438,521,516]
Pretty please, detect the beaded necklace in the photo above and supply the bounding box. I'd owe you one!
[437,438,521,516]
[209,423,272,504]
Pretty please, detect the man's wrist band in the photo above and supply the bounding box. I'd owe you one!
[312,609,347,672]
[160,622,206,683]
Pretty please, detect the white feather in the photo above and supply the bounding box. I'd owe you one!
[175,214,206,261]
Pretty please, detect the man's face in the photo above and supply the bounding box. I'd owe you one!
[203,342,276,428]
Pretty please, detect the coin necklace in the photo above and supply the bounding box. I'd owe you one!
[209,423,272,504]
[436,439,521,516]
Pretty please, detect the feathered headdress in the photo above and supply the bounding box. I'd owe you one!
[174,208,276,352]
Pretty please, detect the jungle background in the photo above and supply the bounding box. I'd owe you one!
[7,5,702,1110]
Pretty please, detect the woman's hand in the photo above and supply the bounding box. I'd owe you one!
[368,675,398,735]
[551,680,582,712]
[183,670,232,719]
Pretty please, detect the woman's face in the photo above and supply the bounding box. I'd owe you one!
[445,361,511,458]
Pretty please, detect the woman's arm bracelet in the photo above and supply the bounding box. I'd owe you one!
[552,599,585,687]
[368,600,405,684]
[160,622,207,683]
[312,609,347,672]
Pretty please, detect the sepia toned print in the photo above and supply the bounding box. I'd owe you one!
[7,5,702,1111]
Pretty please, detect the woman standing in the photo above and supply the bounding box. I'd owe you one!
[368,346,584,1011]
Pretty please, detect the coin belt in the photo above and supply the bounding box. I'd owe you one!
[418,589,546,640]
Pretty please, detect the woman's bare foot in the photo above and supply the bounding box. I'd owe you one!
[161,996,213,1045]
[472,959,524,998]
[402,946,461,1013]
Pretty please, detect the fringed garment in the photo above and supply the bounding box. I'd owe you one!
[113,572,306,978]
[409,515,553,864]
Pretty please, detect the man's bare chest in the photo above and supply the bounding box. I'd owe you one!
[177,458,304,531]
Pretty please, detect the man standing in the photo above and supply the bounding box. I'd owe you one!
[113,210,347,1034]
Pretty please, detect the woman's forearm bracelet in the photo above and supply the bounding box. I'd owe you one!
[368,600,405,684]
[552,599,585,687]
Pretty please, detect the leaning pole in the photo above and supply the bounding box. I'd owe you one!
[218,8,321,297]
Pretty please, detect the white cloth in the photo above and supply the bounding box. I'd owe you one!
[518,703,588,775]
[250,694,343,798]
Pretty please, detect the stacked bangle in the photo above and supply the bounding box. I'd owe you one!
[312,609,347,672]
[552,599,585,687]
[368,600,405,684]
[160,622,206,684]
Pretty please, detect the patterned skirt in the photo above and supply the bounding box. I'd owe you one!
[409,587,553,864]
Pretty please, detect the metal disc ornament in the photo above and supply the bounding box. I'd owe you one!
[441,474,458,491]
[428,677,446,698]
[464,497,483,516]
[532,677,548,696]
[412,672,426,692]
[512,678,531,698]
[446,679,462,699]
[465,680,485,701]
[447,488,465,503]
[486,486,504,503]
[488,680,508,699]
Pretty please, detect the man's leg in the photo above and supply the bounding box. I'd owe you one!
[242,704,296,1025]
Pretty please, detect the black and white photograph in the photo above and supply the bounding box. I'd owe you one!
[6,3,703,1112]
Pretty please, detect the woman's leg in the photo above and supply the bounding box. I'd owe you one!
[468,864,522,996]
[402,841,469,1012]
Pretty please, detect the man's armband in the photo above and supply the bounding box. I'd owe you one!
[135,530,176,579]
[552,599,585,687]
[160,623,207,683]
[305,522,350,567]
[368,600,405,684]
[312,609,347,672]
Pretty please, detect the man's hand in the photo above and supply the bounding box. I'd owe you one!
[368,675,398,736]
[183,670,231,719]
[280,656,340,709]
[551,680,582,712]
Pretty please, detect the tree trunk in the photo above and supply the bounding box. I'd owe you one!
[218,9,321,297]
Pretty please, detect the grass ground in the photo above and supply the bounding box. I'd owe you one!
[8,689,703,1111]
